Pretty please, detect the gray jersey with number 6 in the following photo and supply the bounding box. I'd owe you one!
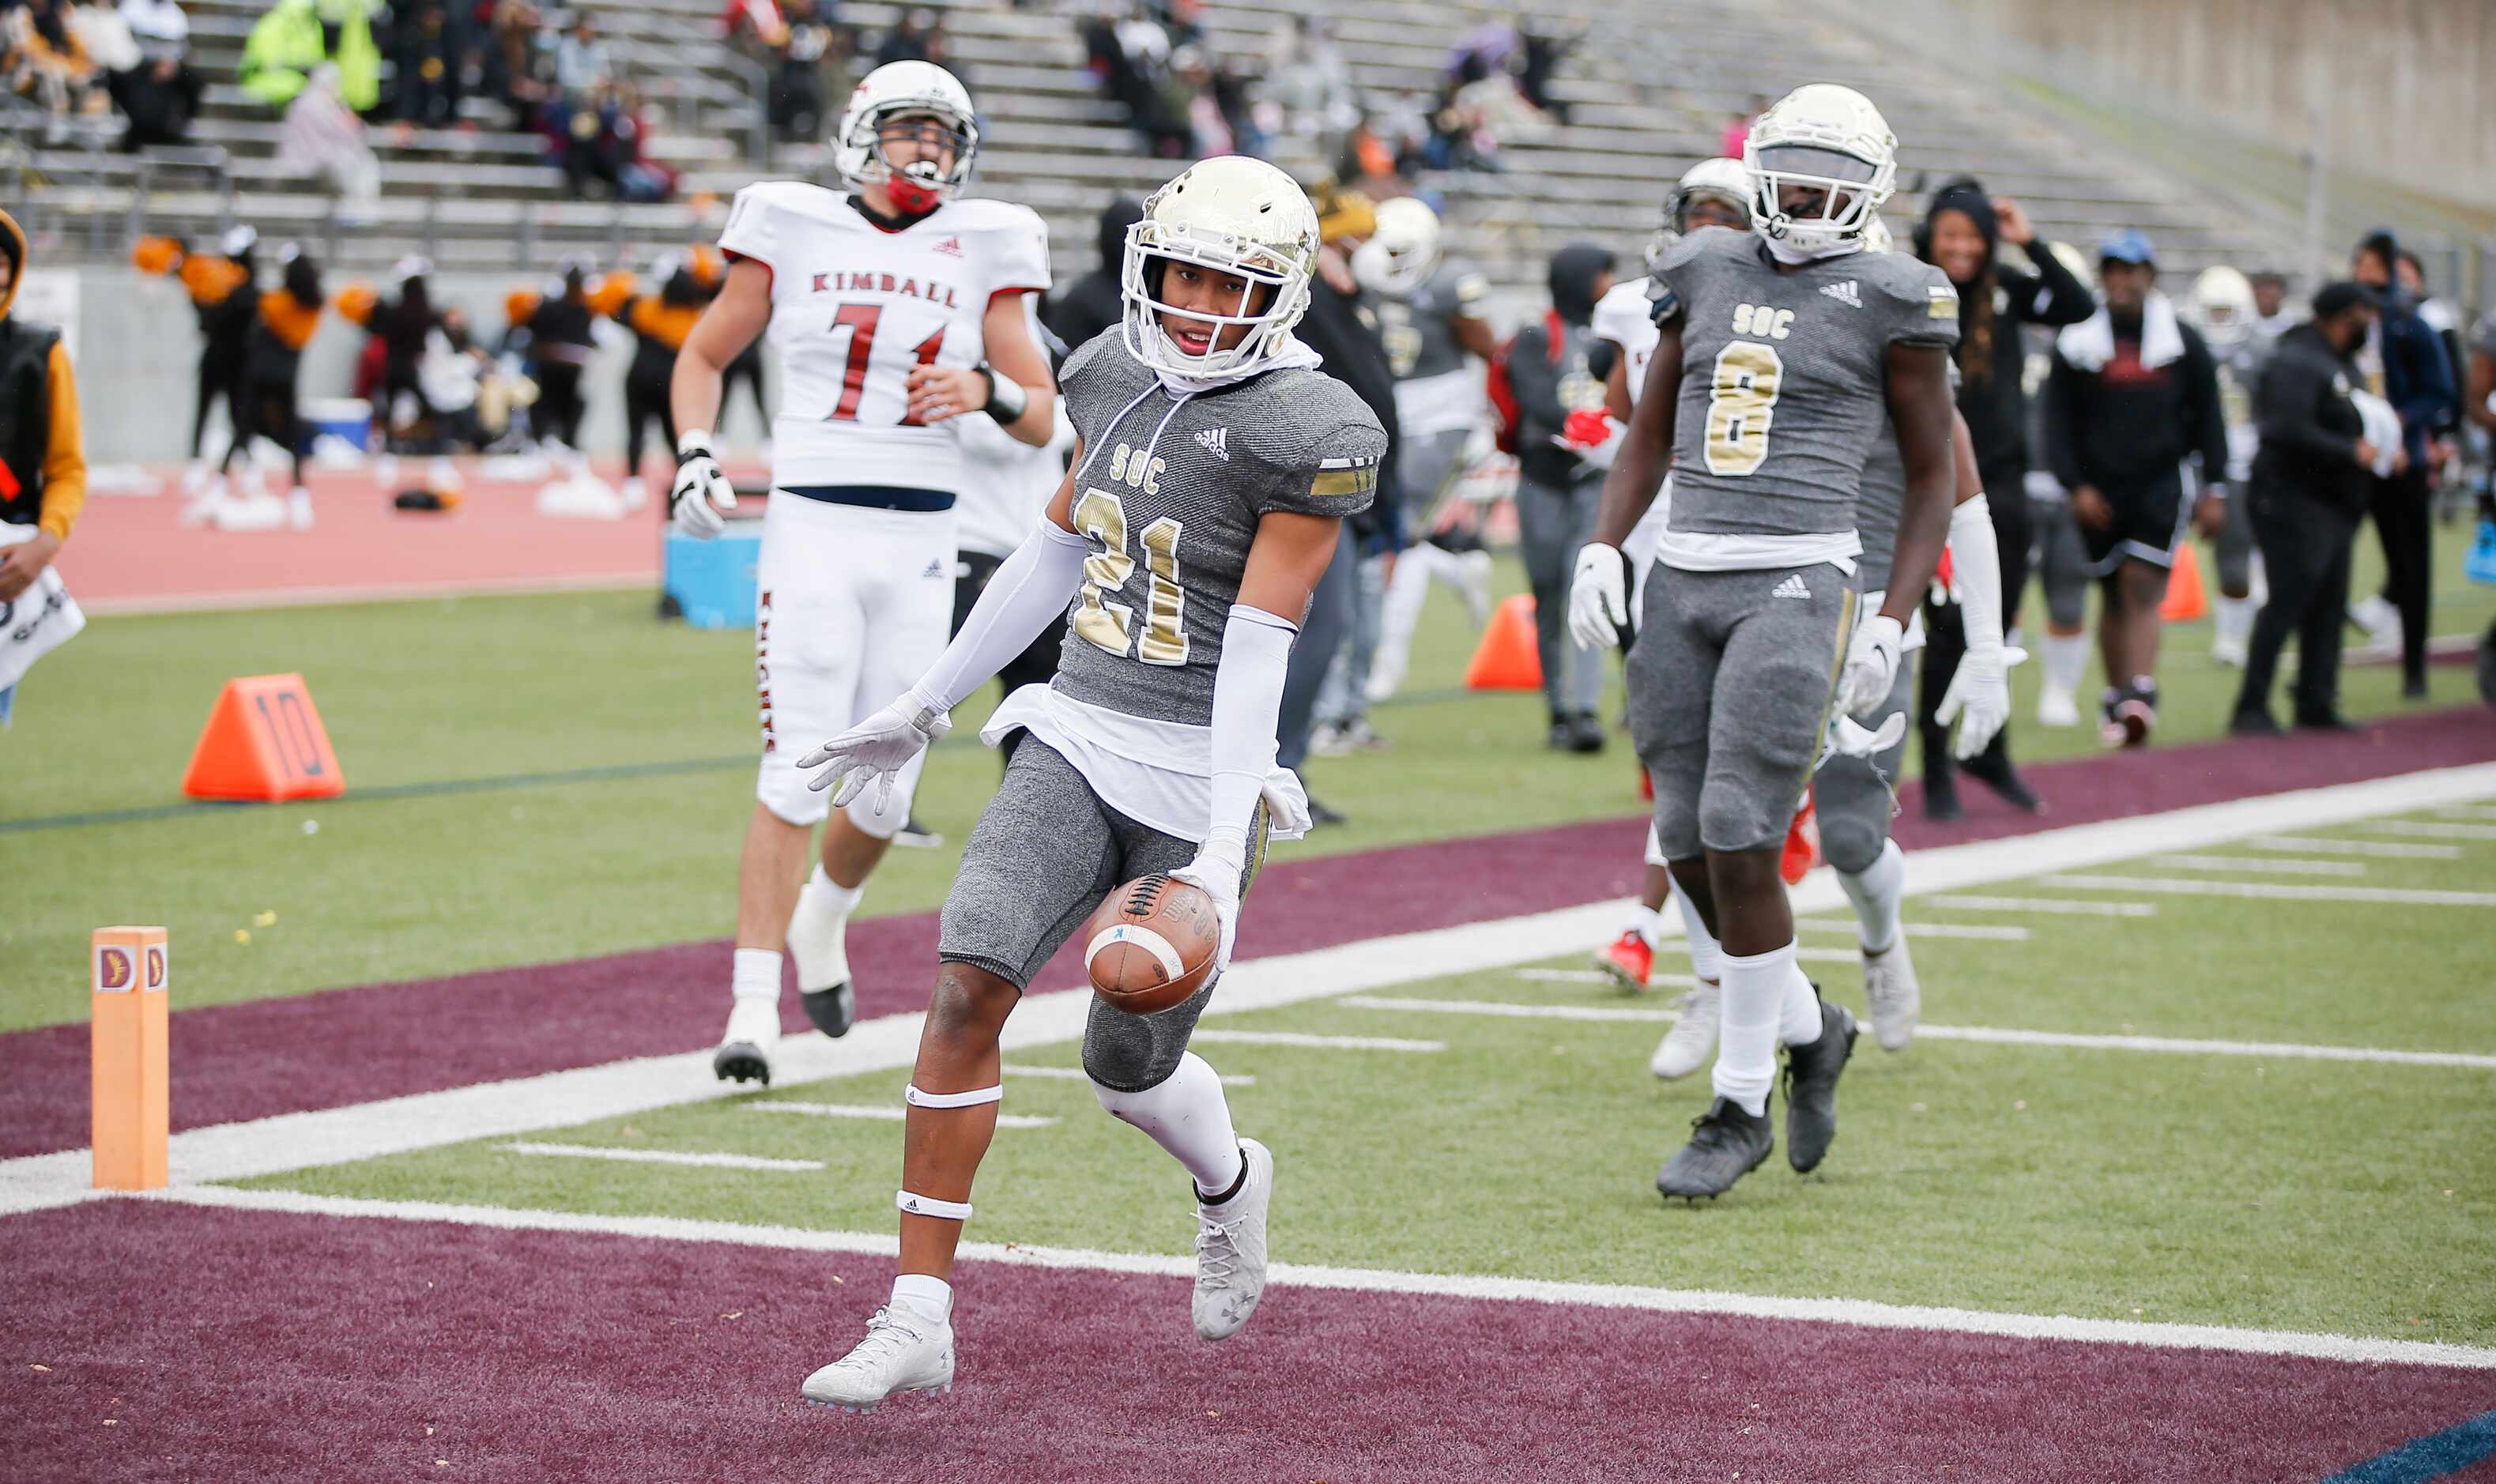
[1650,230,1958,540]
[1050,329,1386,726]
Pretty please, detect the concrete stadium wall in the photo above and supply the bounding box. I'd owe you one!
[1938,0,2496,209]
[55,267,776,467]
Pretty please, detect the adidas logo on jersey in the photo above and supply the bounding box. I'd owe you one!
[933,235,965,258]
[1772,574,1812,600]
[922,558,945,579]
[1819,280,1863,310]
[1195,427,1230,462]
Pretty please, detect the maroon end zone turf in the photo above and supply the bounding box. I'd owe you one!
[0,706,2488,1159]
[5,1200,2491,1483]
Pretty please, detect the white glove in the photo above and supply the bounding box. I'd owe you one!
[796,691,951,813]
[1568,542,1631,651]
[1169,846,1244,977]
[669,430,737,539]
[1834,613,1905,718]
[1936,645,2026,760]
[1259,768,1314,842]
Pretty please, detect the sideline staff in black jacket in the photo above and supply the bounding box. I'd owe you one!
[2230,284,2384,733]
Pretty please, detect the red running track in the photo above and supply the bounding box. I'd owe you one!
[0,706,2488,1159]
[4,1200,2490,1483]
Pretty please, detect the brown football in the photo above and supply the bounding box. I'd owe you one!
[1082,873,1221,1015]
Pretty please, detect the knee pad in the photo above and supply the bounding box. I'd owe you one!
[1816,802,1889,877]
[1698,774,1793,857]
[1080,981,1215,1093]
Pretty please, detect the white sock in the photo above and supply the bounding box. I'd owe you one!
[2042,631,2089,695]
[1672,889,1723,982]
[731,947,782,1003]
[1710,942,1795,1117]
[1838,838,1906,954]
[2213,596,2253,648]
[1777,960,1824,1046]
[1092,1053,1243,1196]
[803,864,863,913]
[889,1272,952,1324]
[1627,904,1665,948]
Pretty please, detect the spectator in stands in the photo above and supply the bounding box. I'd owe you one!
[1515,17,1574,122]
[0,209,89,617]
[239,0,380,113]
[2042,228,2230,750]
[110,0,203,147]
[1719,93,1766,161]
[1336,110,1408,198]
[385,0,466,129]
[65,0,135,87]
[1263,13,1352,142]
[5,0,104,140]
[1508,241,1617,753]
[2230,283,2382,734]
[765,0,844,143]
[1913,178,2091,814]
[873,6,929,66]
[481,0,555,130]
[553,9,609,92]
[276,62,383,222]
[1043,195,1141,356]
[2347,228,2457,698]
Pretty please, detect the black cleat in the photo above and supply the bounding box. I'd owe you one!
[892,815,944,849]
[1783,994,1857,1173]
[1657,1096,1774,1200]
[1565,712,1608,754]
[1962,755,2042,812]
[800,982,857,1038]
[712,1043,772,1085]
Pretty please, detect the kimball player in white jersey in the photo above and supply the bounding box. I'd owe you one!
[668,61,1058,1083]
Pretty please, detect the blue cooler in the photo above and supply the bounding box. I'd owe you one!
[301,397,373,451]
[665,520,764,628]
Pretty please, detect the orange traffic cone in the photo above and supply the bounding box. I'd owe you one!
[182,674,346,802]
[2160,544,2208,622]
[1464,593,1544,691]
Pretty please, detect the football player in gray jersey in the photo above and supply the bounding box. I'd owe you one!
[1570,85,1962,1202]
[790,157,1385,1411]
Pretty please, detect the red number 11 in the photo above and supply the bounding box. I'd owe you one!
[825,304,946,423]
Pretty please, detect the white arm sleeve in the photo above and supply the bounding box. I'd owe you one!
[1199,605,1298,868]
[1947,493,2004,656]
[911,518,1088,711]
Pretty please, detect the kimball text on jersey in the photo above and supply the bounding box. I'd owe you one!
[810,271,961,309]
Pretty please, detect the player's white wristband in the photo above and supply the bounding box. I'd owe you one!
[914,518,1089,710]
[977,363,1029,426]
[1947,493,2006,655]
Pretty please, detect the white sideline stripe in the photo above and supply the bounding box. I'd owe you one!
[751,1103,1058,1128]
[999,1064,1255,1087]
[1797,919,2032,941]
[2362,820,2496,840]
[1924,895,2159,917]
[134,1185,2496,1372]
[502,1142,824,1172]
[6,761,2492,1220]
[1337,996,2496,1069]
[2147,854,2370,878]
[2249,836,2462,859]
[1192,1030,1444,1053]
[2452,805,2496,821]
[2040,876,2496,907]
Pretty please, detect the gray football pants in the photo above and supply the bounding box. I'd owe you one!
[1517,473,1607,720]
[1628,563,1856,858]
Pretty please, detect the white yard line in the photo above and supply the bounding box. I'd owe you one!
[2039,876,2496,907]
[1335,996,2496,1070]
[2452,805,2496,822]
[501,1142,824,1173]
[2361,820,2496,840]
[2147,854,2370,878]
[1923,895,2159,917]
[6,760,2492,1220]
[1797,919,2032,941]
[2249,836,2462,859]
[750,1103,1060,1128]
[1191,1030,1445,1053]
[1000,1064,1255,1087]
[1661,943,1861,963]
[133,1185,2496,1372]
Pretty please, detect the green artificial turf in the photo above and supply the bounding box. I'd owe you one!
[5,528,2490,1032]
[239,814,2496,1346]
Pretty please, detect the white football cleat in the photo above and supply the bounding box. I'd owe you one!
[786,875,858,1038]
[287,487,315,531]
[712,995,779,1085]
[1451,548,1495,627]
[2209,635,2248,669]
[1193,1138,1274,1342]
[1862,935,1921,1052]
[2035,684,2080,729]
[1650,980,1720,1079]
[801,1305,955,1412]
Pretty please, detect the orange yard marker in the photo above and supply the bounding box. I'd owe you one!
[92,927,169,1190]
[1464,594,1545,691]
[182,673,345,802]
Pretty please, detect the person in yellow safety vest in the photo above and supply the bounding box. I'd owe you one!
[239,0,381,112]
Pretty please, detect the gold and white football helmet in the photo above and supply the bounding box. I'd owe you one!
[2187,266,2257,350]
[1350,196,1442,298]
[1120,156,1321,379]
